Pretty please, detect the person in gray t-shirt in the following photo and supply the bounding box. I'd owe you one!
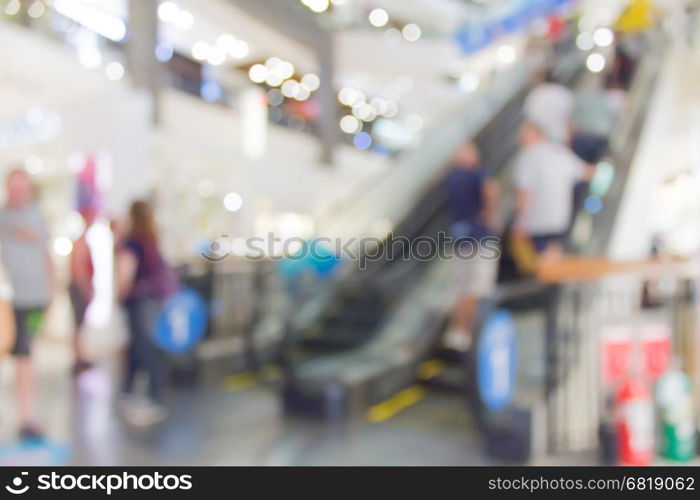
[571,74,620,166]
[0,168,52,440]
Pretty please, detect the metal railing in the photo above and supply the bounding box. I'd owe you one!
[545,273,697,454]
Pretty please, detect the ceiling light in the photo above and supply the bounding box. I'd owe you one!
[191,41,210,61]
[249,64,268,83]
[458,72,480,94]
[105,61,125,80]
[4,0,20,16]
[174,9,193,30]
[306,0,329,13]
[279,61,295,79]
[281,80,300,98]
[301,73,320,91]
[340,115,361,134]
[369,8,389,28]
[402,23,421,42]
[158,1,178,23]
[576,32,594,51]
[497,44,516,64]
[295,85,311,101]
[593,27,614,47]
[54,0,127,41]
[265,57,282,69]
[223,192,243,212]
[77,45,102,69]
[586,53,606,73]
[28,1,46,19]
[266,73,284,87]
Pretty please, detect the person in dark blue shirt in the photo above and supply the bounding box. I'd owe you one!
[443,142,499,351]
[445,143,496,240]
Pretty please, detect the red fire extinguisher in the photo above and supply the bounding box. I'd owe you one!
[616,377,654,465]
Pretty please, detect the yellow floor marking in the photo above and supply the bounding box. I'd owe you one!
[222,372,259,391]
[417,359,446,380]
[259,364,280,381]
[366,386,426,423]
[222,364,281,391]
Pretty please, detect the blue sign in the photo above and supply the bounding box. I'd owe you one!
[455,0,575,55]
[154,288,208,354]
[477,310,518,412]
[0,440,71,466]
[277,240,341,279]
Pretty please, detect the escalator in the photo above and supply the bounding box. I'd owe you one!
[279,55,585,418]
[279,33,663,424]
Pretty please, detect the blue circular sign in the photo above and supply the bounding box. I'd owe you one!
[477,310,518,412]
[154,288,208,354]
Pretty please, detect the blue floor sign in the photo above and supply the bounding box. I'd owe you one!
[477,310,518,412]
[155,288,208,354]
[0,439,71,466]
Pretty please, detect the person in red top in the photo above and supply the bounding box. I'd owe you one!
[68,207,96,374]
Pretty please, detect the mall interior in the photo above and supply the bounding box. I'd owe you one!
[1,0,700,466]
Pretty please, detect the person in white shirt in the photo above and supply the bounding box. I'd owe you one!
[523,70,575,144]
[513,123,588,254]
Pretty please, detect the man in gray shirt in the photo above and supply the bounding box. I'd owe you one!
[571,74,620,166]
[0,168,52,440]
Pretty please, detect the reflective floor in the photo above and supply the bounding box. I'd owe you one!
[1,354,495,466]
[0,295,549,466]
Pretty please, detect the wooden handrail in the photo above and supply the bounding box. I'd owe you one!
[535,255,700,284]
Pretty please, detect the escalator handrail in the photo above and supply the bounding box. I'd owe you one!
[314,60,538,244]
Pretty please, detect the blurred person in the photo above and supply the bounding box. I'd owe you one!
[443,142,499,352]
[513,123,588,255]
[571,75,622,216]
[523,68,574,144]
[571,73,620,166]
[116,200,177,426]
[609,43,639,90]
[0,168,52,440]
[69,207,96,375]
[612,0,660,89]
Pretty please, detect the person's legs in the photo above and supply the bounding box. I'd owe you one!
[124,299,166,404]
[121,299,168,426]
[69,283,91,373]
[16,357,34,426]
[139,299,166,404]
[12,308,42,438]
[447,296,480,348]
[446,247,497,351]
[122,302,142,396]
